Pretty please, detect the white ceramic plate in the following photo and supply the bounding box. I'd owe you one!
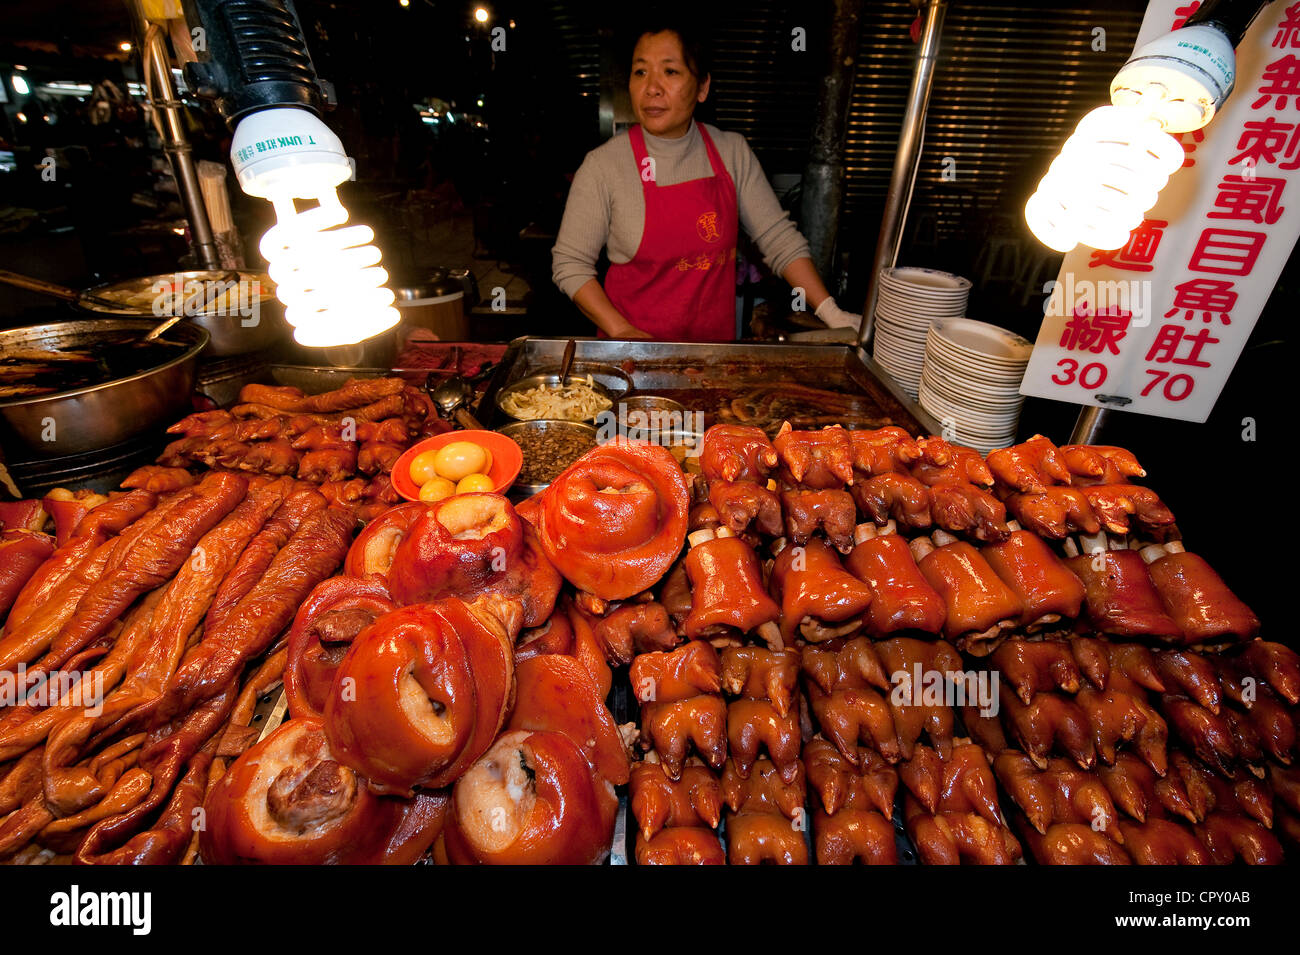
[922,352,1025,390]
[924,336,1029,375]
[918,384,1022,426]
[929,318,1033,363]
[881,266,973,293]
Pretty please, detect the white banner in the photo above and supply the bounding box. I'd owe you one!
[1020,0,1300,422]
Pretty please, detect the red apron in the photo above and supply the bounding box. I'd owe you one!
[604,123,739,341]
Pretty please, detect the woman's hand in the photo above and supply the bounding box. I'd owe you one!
[573,279,653,338]
[609,322,654,339]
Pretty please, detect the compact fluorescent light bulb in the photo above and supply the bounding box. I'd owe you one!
[1026,24,1236,254]
[1025,105,1185,253]
[230,107,399,346]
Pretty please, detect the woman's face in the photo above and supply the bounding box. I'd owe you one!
[629,31,709,139]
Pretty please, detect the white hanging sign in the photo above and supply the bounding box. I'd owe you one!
[1020,0,1300,422]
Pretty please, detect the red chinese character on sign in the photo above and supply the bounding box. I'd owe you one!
[1172,2,1200,29]
[1087,219,1167,272]
[1187,228,1267,275]
[1276,3,1300,48]
[1208,175,1287,224]
[1163,278,1237,325]
[1145,325,1220,367]
[1229,118,1300,168]
[1252,55,1300,110]
[1059,303,1132,355]
[1173,128,1206,168]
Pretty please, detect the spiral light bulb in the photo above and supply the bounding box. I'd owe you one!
[230,107,399,346]
[1025,105,1185,253]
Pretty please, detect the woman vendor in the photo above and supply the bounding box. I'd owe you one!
[552,21,859,340]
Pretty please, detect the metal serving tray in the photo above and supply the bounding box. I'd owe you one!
[478,337,942,436]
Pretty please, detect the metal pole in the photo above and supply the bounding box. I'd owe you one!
[1068,405,1110,444]
[801,0,864,279]
[142,24,222,270]
[858,0,948,346]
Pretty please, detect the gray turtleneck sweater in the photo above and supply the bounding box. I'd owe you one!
[551,120,811,300]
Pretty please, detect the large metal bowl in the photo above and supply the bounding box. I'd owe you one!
[495,364,632,423]
[496,419,598,496]
[0,318,208,458]
[82,270,286,357]
[190,307,288,357]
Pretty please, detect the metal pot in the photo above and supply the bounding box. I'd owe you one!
[393,268,472,341]
[0,318,208,459]
[0,268,285,357]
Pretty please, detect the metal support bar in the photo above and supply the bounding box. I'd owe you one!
[800,0,864,279]
[858,0,949,346]
[1068,405,1110,445]
[142,23,222,270]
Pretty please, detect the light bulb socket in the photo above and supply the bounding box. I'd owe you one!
[184,0,326,122]
[1183,0,1274,48]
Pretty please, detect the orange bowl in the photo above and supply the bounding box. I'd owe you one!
[391,430,522,502]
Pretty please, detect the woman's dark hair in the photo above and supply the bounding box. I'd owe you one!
[627,14,713,81]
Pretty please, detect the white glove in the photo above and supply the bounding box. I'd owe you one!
[814,296,862,330]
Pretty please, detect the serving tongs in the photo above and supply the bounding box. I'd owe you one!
[426,372,486,430]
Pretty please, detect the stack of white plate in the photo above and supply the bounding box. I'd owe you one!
[871,267,971,399]
[919,318,1033,454]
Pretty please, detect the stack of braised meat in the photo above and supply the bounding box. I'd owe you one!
[159,378,444,520]
[0,378,434,864]
[619,424,1285,865]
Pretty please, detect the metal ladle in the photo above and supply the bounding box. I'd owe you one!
[426,373,485,430]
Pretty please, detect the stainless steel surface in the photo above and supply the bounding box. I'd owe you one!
[1068,405,1111,445]
[496,419,599,497]
[859,0,948,347]
[141,22,221,270]
[0,318,208,457]
[616,394,688,418]
[481,337,941,436]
